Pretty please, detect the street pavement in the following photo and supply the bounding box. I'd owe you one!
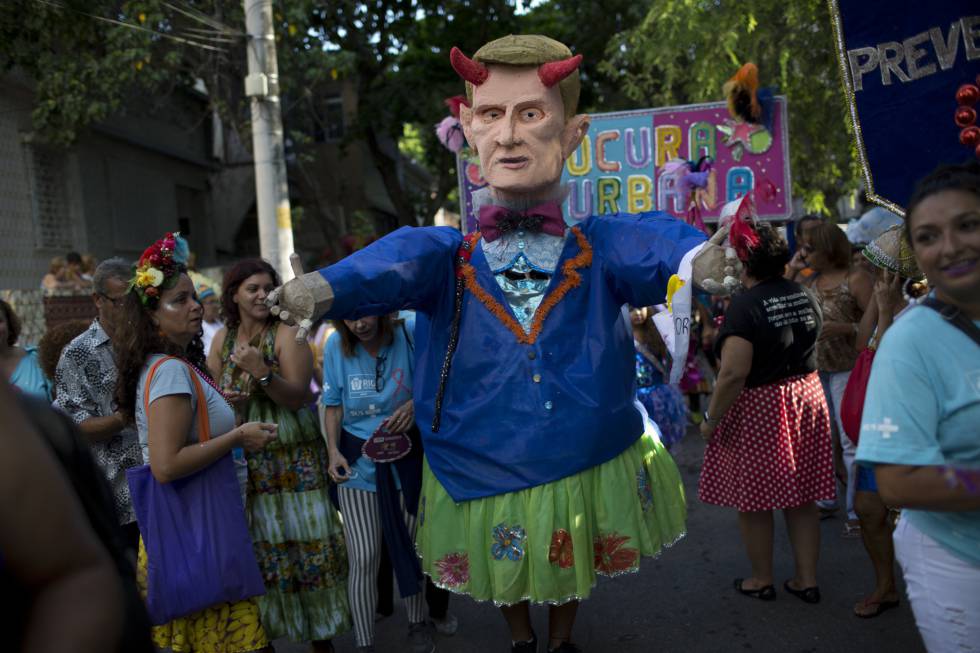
[277,430,925,653]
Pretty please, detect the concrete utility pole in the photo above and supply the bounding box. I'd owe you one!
[243,0,295,279]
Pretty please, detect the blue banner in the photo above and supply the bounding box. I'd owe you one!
[830,1,980,214]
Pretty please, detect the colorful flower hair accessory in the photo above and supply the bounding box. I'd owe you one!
[129,232,191,307]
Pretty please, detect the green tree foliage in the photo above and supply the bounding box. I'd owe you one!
[1,0,858,224]
[600,0,859,215]
[0,1,193,146]
[520,0,650,113]
[300,0,524,230]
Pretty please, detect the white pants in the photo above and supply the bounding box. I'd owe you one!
[338,485,425,647]
[819,370,857,520]
[894,516,980,653]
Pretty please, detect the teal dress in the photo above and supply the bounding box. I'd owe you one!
[9,347,51,401]
[219,324,351,642]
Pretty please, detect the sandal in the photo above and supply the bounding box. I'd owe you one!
[842,521,862,538]
[783,580,820,604]
[734,578,776,601]
[818,506,838,520]
[853,596,900,618]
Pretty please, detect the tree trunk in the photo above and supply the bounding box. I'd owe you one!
[364,126,416,232]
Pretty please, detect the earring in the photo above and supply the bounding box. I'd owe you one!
[901,277,916,304]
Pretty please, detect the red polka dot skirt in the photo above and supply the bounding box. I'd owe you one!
[698,372,835,512]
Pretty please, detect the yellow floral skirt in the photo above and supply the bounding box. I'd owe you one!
[137,538,270,653]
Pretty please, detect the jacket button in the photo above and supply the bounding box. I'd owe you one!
[528,351,536,360]
[532,374,541,383]
[544,401,553,410]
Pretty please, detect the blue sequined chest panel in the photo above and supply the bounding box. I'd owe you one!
[494,254,551,333]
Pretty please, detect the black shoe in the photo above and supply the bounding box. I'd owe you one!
[512,631,538,653]
[784,580,820,604]
[547,643,582,653]
[734,577,776,600]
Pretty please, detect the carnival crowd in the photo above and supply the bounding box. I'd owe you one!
[3,160,977,653]
[2,27,978,653]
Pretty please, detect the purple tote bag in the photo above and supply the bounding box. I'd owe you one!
[127,357,264,625]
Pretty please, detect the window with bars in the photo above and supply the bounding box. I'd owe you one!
[24,143,73,250]
[313,96,345,142]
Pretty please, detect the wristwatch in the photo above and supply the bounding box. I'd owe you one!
[703,411,718,425]
[257,370,273,386]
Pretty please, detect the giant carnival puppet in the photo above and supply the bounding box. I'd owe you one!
[269,35,740,652]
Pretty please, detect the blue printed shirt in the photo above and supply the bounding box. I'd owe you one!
[321,315,415,492]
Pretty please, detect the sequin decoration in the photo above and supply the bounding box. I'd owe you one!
[494,254,550,333]
[593,533,640,575]
[491,523,526,562]
[432,233,479,432]
[637,469,654,512]
[716,119,772,161]
[434,552,470,588]
[827,0,905,217]
[548,529,574,568]
[460,226,593,345]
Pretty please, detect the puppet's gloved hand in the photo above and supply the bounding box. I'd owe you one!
[692,225,741,295]
[266,254,334,343]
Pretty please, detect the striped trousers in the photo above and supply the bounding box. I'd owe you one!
[337,485,425,647]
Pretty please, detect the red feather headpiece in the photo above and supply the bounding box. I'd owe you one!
[721,195,760,262]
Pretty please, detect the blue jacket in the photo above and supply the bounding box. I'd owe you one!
[320,211,705,501]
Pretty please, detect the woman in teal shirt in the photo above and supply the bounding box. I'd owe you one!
[0,300,51,401]
[321,312,435,653]
[857,162,980,653]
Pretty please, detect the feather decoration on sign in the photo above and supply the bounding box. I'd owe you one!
[723,63,761,123]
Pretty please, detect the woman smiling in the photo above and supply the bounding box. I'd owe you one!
[856,162,980,653]
[208,259,351,652]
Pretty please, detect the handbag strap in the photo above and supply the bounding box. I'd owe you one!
[921,297,980,348]
[143,356,212,444]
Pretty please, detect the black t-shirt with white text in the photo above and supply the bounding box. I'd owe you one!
[715,277,822,388]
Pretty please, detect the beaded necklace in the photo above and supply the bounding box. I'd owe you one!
[179,356,232,409]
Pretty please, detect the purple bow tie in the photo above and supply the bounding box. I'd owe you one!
[477,202,566,243]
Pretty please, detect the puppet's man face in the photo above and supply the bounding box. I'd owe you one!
[460,66,589,201]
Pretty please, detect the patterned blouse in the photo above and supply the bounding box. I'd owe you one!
[54,320,143,524]
[811,276,863,372]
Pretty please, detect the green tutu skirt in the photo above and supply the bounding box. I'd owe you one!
[415,433,686,606]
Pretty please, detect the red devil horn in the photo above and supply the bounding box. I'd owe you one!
[538,54,583,88]
[450,47,489,85]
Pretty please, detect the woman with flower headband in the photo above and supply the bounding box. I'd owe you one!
[114,232,278,653]
[699,219,834,604]
[207,259,351,652]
